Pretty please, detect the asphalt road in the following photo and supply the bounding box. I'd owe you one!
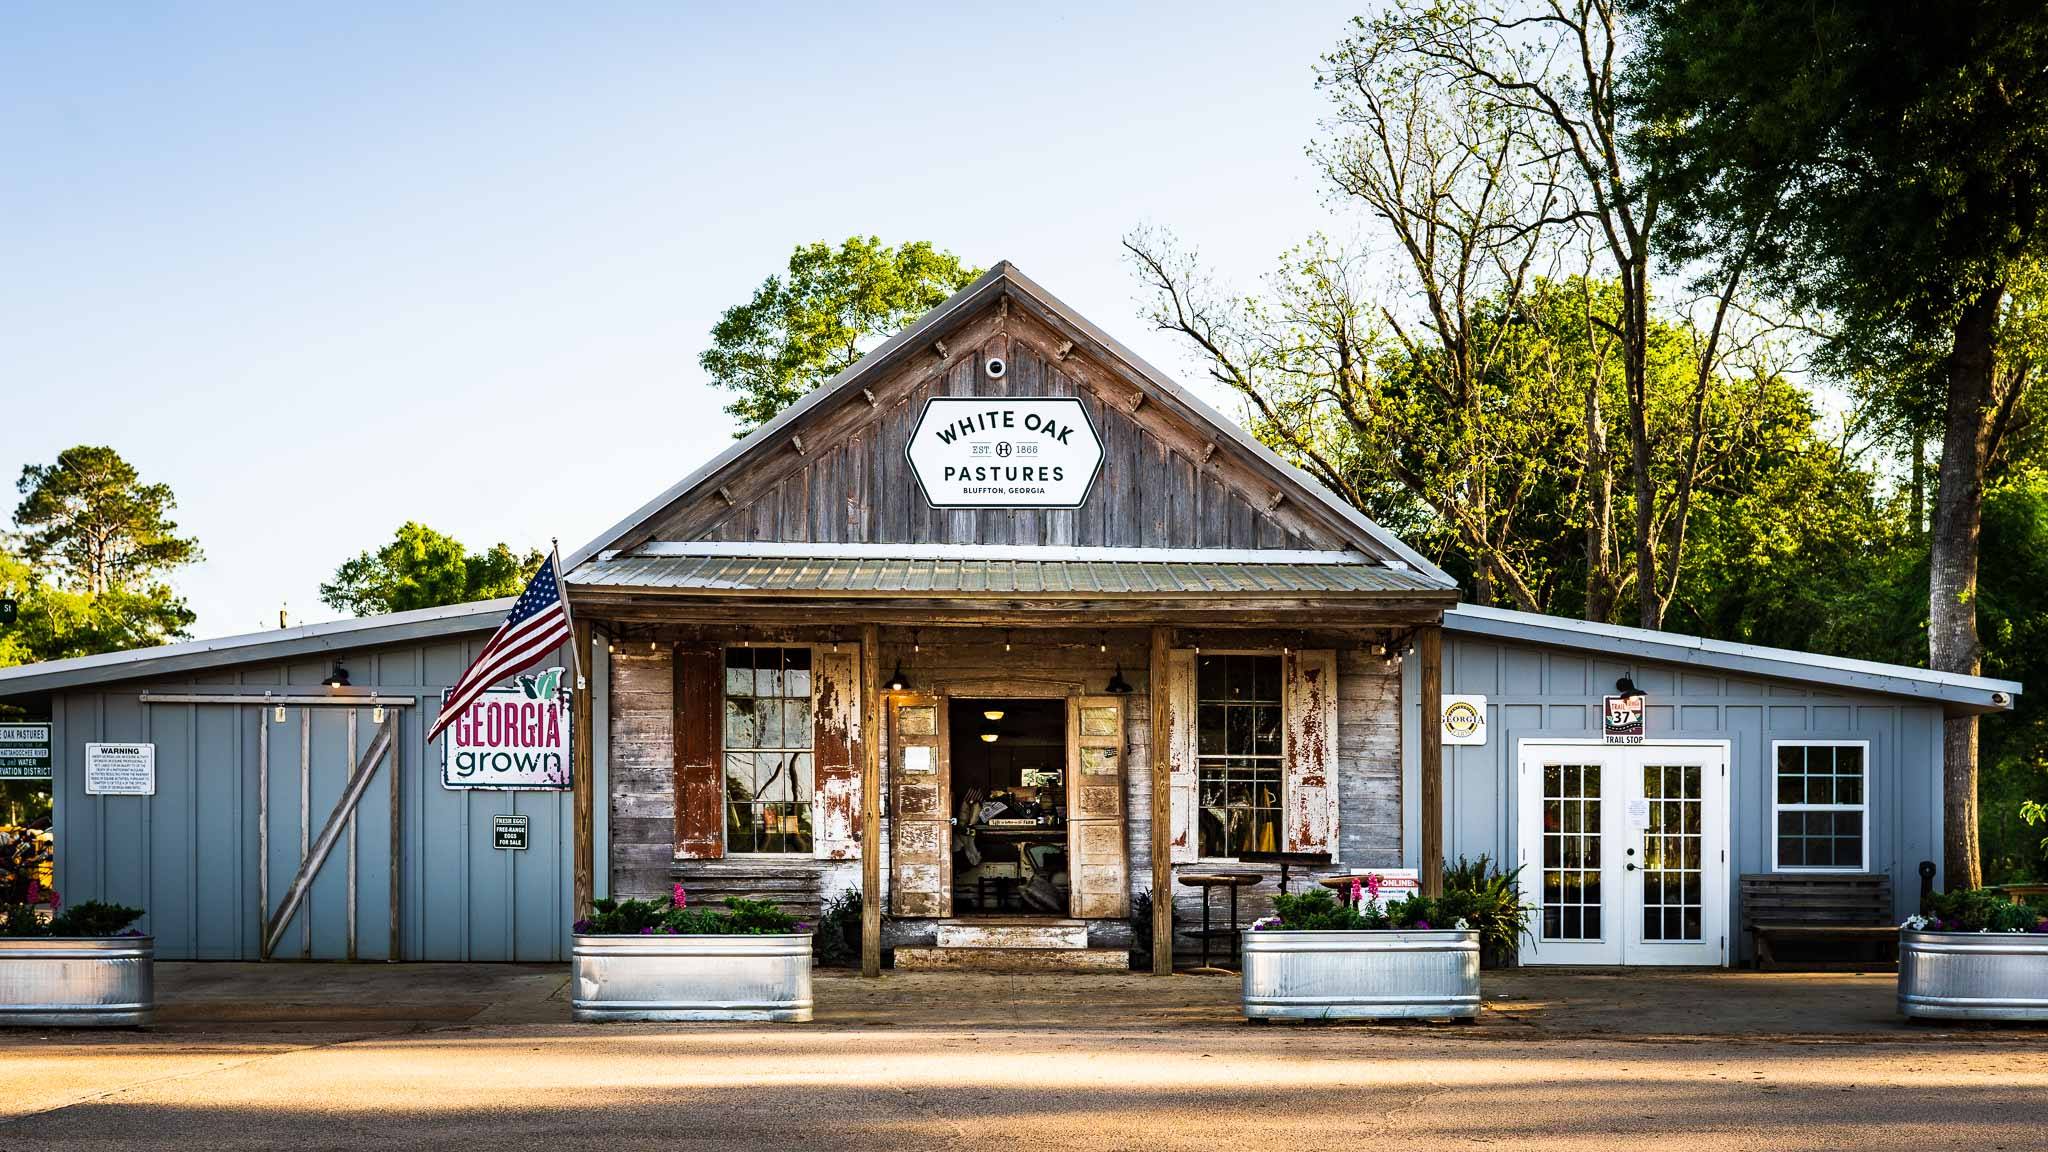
[2,967,2044,1150]
[5,1023,2046,1150]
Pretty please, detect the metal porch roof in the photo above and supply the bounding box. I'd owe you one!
[565,552,1448,597]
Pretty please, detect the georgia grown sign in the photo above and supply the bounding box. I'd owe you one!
[441,666,572,790]
[906,396,1103,508]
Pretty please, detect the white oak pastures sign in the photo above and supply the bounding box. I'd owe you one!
[906,397,1102,508]
[442,667,573,790]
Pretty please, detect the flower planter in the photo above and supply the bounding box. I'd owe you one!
[1240,928,1479,1021]
[1898,929,2048,1021]
[0,936,154,1028]
[572,932,813,1022]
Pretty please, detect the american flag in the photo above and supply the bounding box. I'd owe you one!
[426,550,576,743]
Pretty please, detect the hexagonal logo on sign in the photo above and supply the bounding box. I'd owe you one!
[905,396,1104,509]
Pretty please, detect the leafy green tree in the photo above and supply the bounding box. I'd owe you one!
[319,522,543,617]
[15,446,199,597]
[701,238,982,432]
[1629,0,2048,887]
[2,446,200,667]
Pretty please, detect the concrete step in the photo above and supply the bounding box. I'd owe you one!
[935,919,1088,950]
[893,945,1131,972]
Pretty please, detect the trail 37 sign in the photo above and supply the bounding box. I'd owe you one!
[906,397,1102,508]
[442,667,572,790]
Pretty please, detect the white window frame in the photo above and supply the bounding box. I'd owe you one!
[720,643,817,857]
[1768,739,1871,873]
[1194,649,1288,864]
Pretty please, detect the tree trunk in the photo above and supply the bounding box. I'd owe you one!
[1930,283,2003,891]
[1910,425,1926,538]
[1584,381,1615,622]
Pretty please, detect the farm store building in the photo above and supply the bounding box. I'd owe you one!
[0,263,2020,969]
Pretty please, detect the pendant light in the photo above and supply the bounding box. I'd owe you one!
[1105,665,1133,694]
[885,662,910,692]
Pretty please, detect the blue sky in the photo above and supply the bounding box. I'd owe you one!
[2,4,1359,636]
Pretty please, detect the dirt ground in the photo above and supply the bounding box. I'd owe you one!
[1,963,2043,1150]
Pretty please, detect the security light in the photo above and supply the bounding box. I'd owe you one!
[322,662,351,688]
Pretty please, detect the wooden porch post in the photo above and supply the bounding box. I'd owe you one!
[860,622,883,977]
[1419,623,1444,897]
[1149,625,1173,975]
[572,619,595,920]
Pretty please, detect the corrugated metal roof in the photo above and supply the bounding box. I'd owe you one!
[1446,603,2020,714]
[566,553,1447,596]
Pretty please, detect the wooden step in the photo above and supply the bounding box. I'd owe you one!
[893,946,1130,972]
[935,919,1088,950]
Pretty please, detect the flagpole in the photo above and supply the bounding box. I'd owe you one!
[551,538,586,691]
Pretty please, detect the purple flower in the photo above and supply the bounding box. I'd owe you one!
[793,922,811,931]
[572,919,592,934]
[640,926,656,934]
[1415,920,1431,930]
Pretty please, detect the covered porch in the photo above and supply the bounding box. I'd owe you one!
[562,543,1456,975]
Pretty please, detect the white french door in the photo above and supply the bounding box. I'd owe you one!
[1515,742,1729,966]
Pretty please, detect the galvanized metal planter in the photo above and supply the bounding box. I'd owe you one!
[1898,929,2048,1021]
[1240,929,1480,1021]
[0,936,155,1028]
[572,932,813,1023]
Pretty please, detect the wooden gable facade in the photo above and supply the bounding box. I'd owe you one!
[590,264,1418,563]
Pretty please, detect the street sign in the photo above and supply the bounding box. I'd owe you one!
[492,814,530,851]
[0,724,51,780]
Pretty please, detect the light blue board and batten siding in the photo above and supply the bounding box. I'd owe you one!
[49,630,590,962]
[1400,633,1946,941]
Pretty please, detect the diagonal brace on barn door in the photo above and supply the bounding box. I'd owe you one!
[262,715,397,960]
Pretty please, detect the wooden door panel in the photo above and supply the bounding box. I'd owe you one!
[889,693,948,917]
[1067,695,1128,919]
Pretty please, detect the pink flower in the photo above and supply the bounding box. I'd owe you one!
[1350,876,1363,905]
[24,880,38,904]
[1365,872,1383,901]
[672,884,687,910]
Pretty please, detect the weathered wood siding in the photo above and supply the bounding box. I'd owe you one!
[637,307,1347,551]
[603,626,1404,961]
[606,646,675,898]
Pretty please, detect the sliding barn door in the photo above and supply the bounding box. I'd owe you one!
[888,693,949,917]
[1067,695,1128,919]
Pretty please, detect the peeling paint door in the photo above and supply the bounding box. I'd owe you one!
[1066,695,1128,919]
[889,693,949,917]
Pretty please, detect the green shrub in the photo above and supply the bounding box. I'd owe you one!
[0,899,144,938]
[812,889,863,967]
[1919,888,2048,934]
[1442,855,1535,967]
[575,887,801,936]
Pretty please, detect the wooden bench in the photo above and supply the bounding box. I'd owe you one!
[1740,873,1897,971]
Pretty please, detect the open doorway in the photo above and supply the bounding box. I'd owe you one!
[949,698,1069,916]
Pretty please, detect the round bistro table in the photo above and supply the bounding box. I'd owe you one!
[1177,871,1264,974]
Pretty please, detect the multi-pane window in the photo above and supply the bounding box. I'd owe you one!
[1541,762,1603,940]
[1773,742,1867,870]
[723,647,813,854]
[1641,763,1703,942]
[1196,654,1283,858]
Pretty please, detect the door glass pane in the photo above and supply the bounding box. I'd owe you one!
[1541,762,1603,941]
[1641,763,1704,942]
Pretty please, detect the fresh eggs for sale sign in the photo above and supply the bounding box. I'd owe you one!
[906,397,1103,508]
[442,667,572,790]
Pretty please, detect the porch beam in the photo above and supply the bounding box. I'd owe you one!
[568,595,1454,627]
[859,622,883,978]
[1419,624,1444,897]
[1149,625,1173,975]
[572,618,595,920]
